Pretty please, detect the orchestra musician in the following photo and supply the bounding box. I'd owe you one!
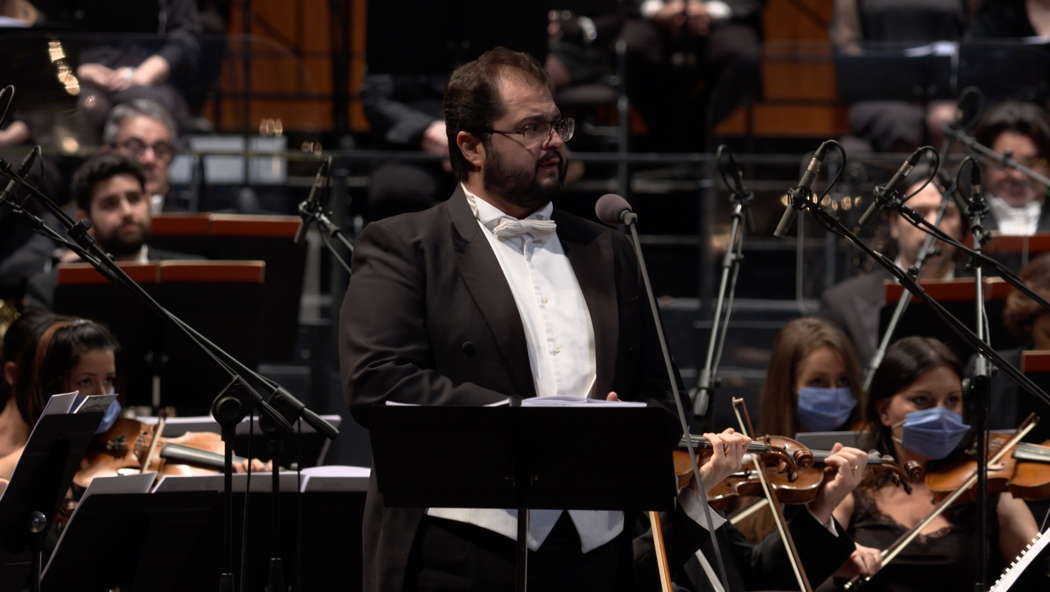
[759,317,866,437]
[821,172,963,365]
[828,336,1040,591]
[0,312,263,482]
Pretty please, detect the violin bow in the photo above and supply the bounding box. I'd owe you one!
[139,411,168,474]
[843,415,1039,590]
[648,511,675,592]
[731,397,814,592]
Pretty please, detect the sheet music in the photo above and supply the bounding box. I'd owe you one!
[521,396,646,408]
[990,529,1050,592]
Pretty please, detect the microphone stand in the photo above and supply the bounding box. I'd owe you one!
[297,186,354,276]
[862,189,951,392]
[620,210,733,592]
[691,146,753,431]
[965,165,993,592]
[0,158,339,592]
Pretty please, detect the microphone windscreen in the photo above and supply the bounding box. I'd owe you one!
[595,193,632,224]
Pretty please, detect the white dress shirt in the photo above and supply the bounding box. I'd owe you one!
[988,195,1042,236]
[427,186,621,553]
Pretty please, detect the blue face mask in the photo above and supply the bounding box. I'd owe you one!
[900,406,971,460]
[96,397,122,434]
[797,386,856,432]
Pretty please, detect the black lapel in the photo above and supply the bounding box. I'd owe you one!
[553,210,618,398]
[448,186,536,397]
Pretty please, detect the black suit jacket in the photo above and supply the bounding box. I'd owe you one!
[341,186,679,592]
[819,268,892,366]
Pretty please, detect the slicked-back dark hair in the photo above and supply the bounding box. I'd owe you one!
[974,101,1050,162]
[71,153,146,213]
[443,46,551,181]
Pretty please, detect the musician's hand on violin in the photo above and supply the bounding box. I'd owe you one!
[233,458,272,473]
[834,543,881,578]
[697,428,750,494]
[808,443,869,525]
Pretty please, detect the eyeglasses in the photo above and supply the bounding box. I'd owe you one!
[115,138,175,162]
[484,117,575,145]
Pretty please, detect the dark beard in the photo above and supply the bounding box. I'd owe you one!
[482,149,567,213]
[98,228,147,259]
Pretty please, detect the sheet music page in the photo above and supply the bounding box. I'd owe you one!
[521,396,646,408]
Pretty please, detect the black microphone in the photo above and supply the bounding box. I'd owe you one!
[855,147,925,231]
[717,145,755,232]
[0,146,40,206]
[968,158,987,222]
[595,193,637,225]
[294,157,331,244]
[774,141,831,238]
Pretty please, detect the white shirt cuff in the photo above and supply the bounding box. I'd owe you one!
[680,483,727,531]
[807,506,839,537]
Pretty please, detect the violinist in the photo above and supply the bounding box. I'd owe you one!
[0,312,264,483]
[759,317,866,437]
[637,428,878,592]
[828,336,1039,592]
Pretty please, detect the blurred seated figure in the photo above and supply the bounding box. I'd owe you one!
[970,0,1050,38]
[820,170,963,365]
[102,99,185,213]
[0,0,38,147]
[986,252,1050,441]
[360,72,454,221]
[73,0,201,145]
[623,0,763,150]
[831,0,967,153]
[973,100,1050,235]
[546,4,623,91]
[24,153,196,309]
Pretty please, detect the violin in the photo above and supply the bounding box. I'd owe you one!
[675,434,921,505]
[73,417,247,489]
[926,430,1050,502]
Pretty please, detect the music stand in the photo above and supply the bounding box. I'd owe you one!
[0,406,104,592]
[52,261,266,413]
[366,405,676,591]
[150,214,306,362]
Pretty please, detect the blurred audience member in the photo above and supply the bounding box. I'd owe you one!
[821,172,963,365]
[973,101,1050,235]
[0,0,38,146]
[831,0,968,152]
[970,0,1050,38]
[74,0,201,144]
[103,99,185,213]
[360,72,453,220]
[546,5,622,90]
[623,0,763,150]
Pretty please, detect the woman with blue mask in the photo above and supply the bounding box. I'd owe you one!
[828,336,1039,592]
[759,317,865,438]
[0,314,123,481]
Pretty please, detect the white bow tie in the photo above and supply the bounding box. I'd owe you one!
[491,217,557,240]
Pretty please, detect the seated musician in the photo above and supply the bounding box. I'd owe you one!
[759,317,866,437]
[973,101,1050,236]
[987,252,1050,442]
[23,153,198,309]
[821,172,963,366]
[637,428,880,591]
[0,312,261,482]
[828,336,1039,592]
